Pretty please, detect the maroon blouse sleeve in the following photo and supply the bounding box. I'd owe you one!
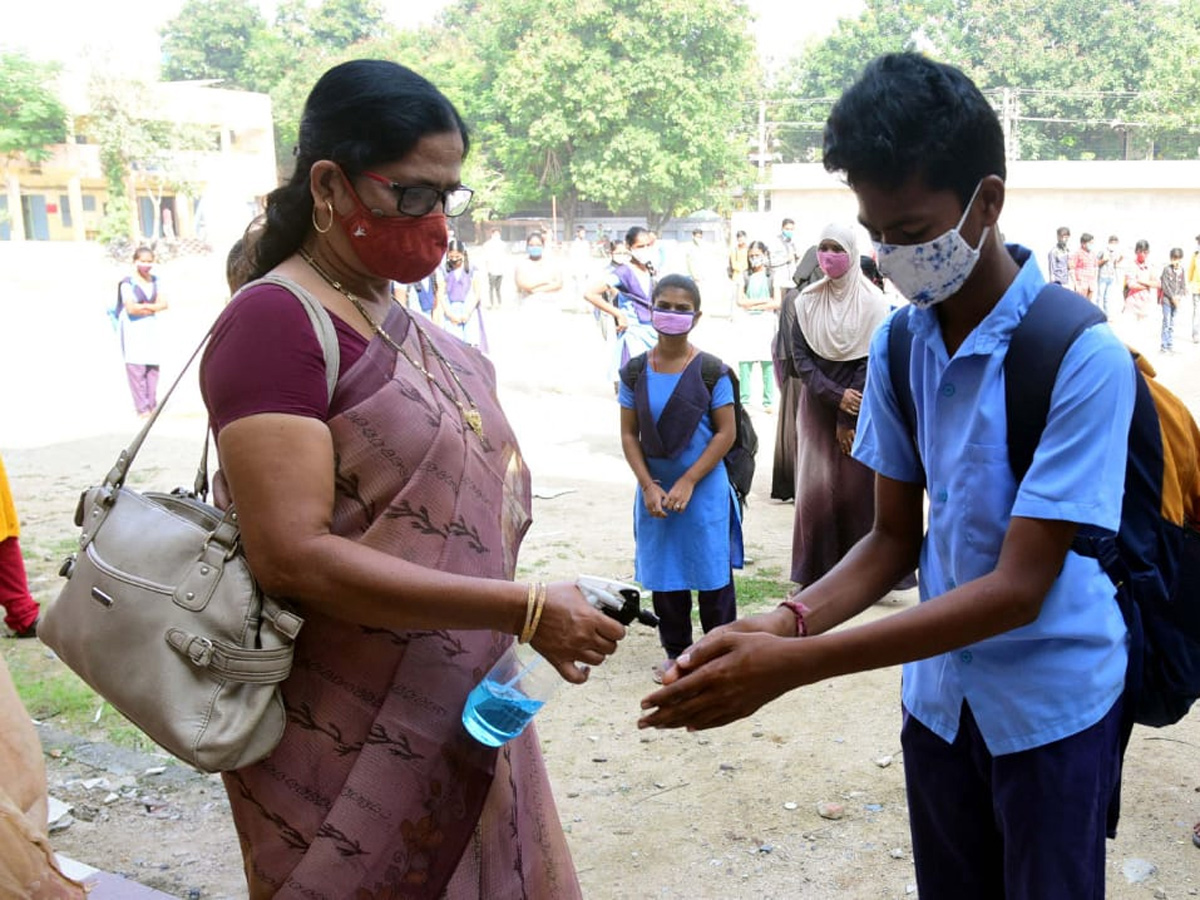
[199,283,367,433]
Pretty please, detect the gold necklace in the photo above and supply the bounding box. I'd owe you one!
[298,248,485,440]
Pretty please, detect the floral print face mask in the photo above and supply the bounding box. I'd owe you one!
[873,181,988,310]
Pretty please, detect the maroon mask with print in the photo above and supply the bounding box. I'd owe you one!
[337,175,449,284]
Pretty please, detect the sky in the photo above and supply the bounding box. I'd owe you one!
[4,0,864,73]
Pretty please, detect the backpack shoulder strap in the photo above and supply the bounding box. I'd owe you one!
[698,351,725,393]
[619,352,648,390]
[886,309,920,472]
[1004,284,1107,480]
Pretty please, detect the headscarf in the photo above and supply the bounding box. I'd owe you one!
[795,222,888,362]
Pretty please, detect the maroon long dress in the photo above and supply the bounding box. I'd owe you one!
[789,322,876,585]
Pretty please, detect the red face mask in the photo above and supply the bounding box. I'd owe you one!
[337,177,448,284]
[1136,251,1148,265]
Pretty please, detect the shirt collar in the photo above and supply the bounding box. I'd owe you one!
[907,244,1045,356]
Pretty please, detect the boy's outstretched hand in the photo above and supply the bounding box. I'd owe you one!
[638,608,803,731]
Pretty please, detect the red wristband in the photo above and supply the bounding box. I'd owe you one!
[779,599,811,637]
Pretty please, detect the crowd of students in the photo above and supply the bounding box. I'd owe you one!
[1049,227,1200,351]
[6,49,1197,897]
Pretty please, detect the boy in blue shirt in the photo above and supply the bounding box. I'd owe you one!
[639,53,1136,898]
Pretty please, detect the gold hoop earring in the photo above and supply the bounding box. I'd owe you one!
[312,200,334,234]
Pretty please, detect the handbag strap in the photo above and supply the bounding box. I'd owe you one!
[104,273,342,496]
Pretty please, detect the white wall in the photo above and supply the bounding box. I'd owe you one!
[755,161,1200,273]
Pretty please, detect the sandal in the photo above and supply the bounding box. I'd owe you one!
[651,660,674,685]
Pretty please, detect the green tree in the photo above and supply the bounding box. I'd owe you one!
[161,0,395,176]
[1135,0,1200,157]
[83,74,210,244]
[308,0,388,47]
[0,52,68,164]
[932,0,1160,160]
[160,0,268,88]
[767,0,946,163]
[452,0,757,230]
[774,0,1190,161]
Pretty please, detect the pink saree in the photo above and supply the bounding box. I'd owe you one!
[223,305,580,898]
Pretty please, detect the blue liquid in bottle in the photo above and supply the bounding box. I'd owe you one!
[462,679,546,747]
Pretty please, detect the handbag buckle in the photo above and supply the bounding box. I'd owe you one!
[185,636,214,668]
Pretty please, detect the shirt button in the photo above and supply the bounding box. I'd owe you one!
[941,383,956,397]
[960,650,973,663]
[936,489,948,502]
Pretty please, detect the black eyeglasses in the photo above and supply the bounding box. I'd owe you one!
[361,171,474,218]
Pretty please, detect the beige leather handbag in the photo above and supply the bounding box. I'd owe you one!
[40,276,337,772]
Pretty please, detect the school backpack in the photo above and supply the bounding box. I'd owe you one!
[111,276,157,331]
[108,278,127,330]
[621,351,759,507]
[887,283,1200,728]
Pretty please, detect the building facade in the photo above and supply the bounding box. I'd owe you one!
[2,80,276,249]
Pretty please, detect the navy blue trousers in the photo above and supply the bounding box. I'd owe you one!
[900,698,1124,900]
[651,581,737,658]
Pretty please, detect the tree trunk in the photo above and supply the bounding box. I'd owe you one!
[125,167,139,245]
[560,189,579,241]
[647,210,670,234]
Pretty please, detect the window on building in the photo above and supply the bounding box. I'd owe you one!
[60,195,72,228]
[82,195,97,212]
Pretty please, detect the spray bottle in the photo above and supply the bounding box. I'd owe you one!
[462,576,657,747]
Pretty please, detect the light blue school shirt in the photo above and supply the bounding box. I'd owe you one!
[853,245,1135,755]
[619,368,743,591]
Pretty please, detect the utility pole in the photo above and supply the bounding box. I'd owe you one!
[1000,87,1019,161]
[757,100,767,213]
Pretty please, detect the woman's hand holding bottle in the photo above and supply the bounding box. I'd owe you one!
[531,581,626,683]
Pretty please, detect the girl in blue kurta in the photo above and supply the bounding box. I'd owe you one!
[618,274,744,682]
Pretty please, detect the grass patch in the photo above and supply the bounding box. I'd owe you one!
[11,662,98,723]
[5,643,154,752]
[733,573,792,614]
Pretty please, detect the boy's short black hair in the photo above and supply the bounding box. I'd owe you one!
[1170,247,1184,259]
[823,53,1006,209]
[653,273,702,311]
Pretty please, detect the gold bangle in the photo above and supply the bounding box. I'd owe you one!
[519,582,537,643]
[527,582,548,643]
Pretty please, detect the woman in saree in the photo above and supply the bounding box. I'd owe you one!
[200,60,624,898]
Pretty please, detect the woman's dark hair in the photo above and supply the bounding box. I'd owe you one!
[823,53,1006,209]
[1135,239,1150,253]
[652,273,702,311]
[133,245,154,262]
[624,225,650,248]
[525,232,543,247]
[859,255,885,290]
[246,59,469,279]
[446,237,470,271]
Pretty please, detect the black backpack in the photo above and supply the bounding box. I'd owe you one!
[621,351,758,508]
[887,284,1200,729]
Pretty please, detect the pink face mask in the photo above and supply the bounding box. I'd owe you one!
[651,308,696,335]
[336,176,449,283]
[817,250,852,280]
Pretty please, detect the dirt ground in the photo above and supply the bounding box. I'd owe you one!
[1,243,1198,898]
